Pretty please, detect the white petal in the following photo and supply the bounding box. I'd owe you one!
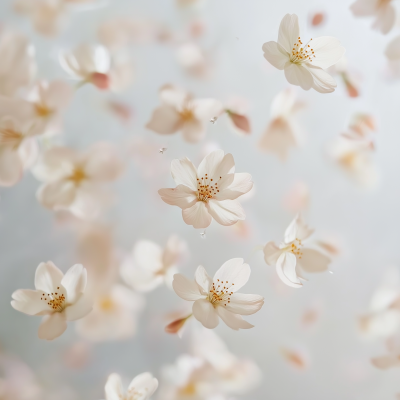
[64,294,92,321]
[162,235,187,268]
[121,259,163,292]
[192,98,223,121]
[270,88,296,118]
[38,312,67,340]
[350,0,377,16]
[216,306,253,330]
[0,145,23,187]
[105,373,124,400]
[36,180,76,210]
[213,258,250,292]
[215,173,253,200]
[306,65,337,93]
[146,105,182,134]
[11,289,50,316]
[172,273,203,301]
[276,252,302,288]
[192,298,219,329]
[278,14,300,53]
[263,241,283,265]
[284,213,314,243]
[226,293,264,315]
[181,118,205,143]
[284,63,313,90]
[309,36,346,69]
[132,240,163,272]
[371,355,400,370]
[158,185,197,209]
[207,199,245,226]
[182,201,212,229]
[61,264,87,303]
[34,261,64,293]
[373,4,395,34]
[197,150,235,181]
[170,157,198,191]
[159,85,188,107]
[128,372,158,399]
[18,137,39,170]
[297,248,331,273]
[385,36,400,61]
[262,41,288,70]
[195,265,212,294]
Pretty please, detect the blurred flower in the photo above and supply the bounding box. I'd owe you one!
[385,35,400,66]
[0,31,36,97]
[146,85,222,143]
[104,372,158,400]
[225,110,251,135]
[165,314,192,336]
[33,143,123,219]
[262,13,345,93]
[263,214,331,288]
[107,100,133,124]
[371,336,400,370]
[11,262,92,340]
[331,56,360,98]
[172,258,264,330]
[350,0,395,34]
[346,113,376,139]
[223,97,251,136]
[309,11,326,27]
[258,88,304,160]
[159,150,253,229]
[121,236,188,292]
[176,43,209,78]
[283,181,309,213]
[280,347,310,370]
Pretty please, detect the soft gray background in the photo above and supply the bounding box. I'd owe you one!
[1,0,400,399]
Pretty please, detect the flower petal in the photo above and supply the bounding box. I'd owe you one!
[197,150,235,181]
[262,41,288,70]
[38,312,67,340]
[105,373,124,400]
[284,63,313,90]
[192,298,219,329]
[36,180,76,210]
[216,306,253,330]
[132,240,163,272]
[146,105,182,134]
[159,85,188,107]
[182,201,212,229]
[284,214,314,243]
[216,173,253,200]
[158,185,197,210]
[385,35,400,61]
[371,355,400,370]
[192,98,223,121]
[276,252,302,288]
[34,261,64,293]
[171,157,198,190]
[373,4,395,34]
[61,264,87,303]
[278,14,300,53]
[213,258,250,292]
[263,241,283,265]
[350,0,377,16]
[195,265,212,295]
[297,248,331,273]
[11,289,50,316]
[226,293,264,315]
[206,199,245,226]
[181,118,205,143]
[64,294,92,321]
[309,37,346,69]
[306,65,337,93]
[0,145,23,187]
[128,372,158,398]
[172,273,203,301]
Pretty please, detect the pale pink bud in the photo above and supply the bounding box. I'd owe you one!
[90,72,110,90]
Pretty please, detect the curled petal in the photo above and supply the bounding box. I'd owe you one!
[61,264,87,303]
[195,265,212,294]
[278,14,300,53]
[158,185,197,209]
[216,306,254,330]
[276,252,302,288]
[307,65,337,93]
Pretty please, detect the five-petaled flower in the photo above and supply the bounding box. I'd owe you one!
[172,258,264,330]
[158,150,253,229]
[11,261,92,340]
[262,14,345,93]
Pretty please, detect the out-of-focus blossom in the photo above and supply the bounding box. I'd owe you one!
[372,336,400,370]
[159,150,253,229]
[11,262,92,340]
[263,214,331,288]
[283,181,309,213]
[331,56,360,98]
[385,36,400,77]
[146,85,222,143]
[104,372,158,400]
[258,88,304,160]
[107,100,133,124]
[33,143,123,219]
[172,258,264,330]
[59,44,133,91]
[350,0,395,34]
[63,341,92,369]
[223,97,251,136]
[262,14,345,93]
[176,43,209,78]
[225,110,251,135]
[0,31,36,97]
[121,236,188,292]
[165,313,192,336]
[280,347,310,370]
[347,113,376,139]
[309,11,326,27]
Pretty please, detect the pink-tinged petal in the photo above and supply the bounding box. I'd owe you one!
[216,173,253,200]
[172,273,203,301]
[64,294,92,321]
[159,186,197,209]
[61,264,87,303]
[278,14,300,53]
[182,201,212,228]
[195,265,212,295]
[34,261,64,293]
[36,180,76,210]
[207,199,245,226]
[216,306,253,330]
[350,0,377,16]
[284,214,314,243]
[226,293,264,315]
[371,355,400,370]
[263,241,282,265]
[309,37,346,69]
[128,373,158,397]
[213,258,250,292]
[227,111,251,134]
[297,248,331,273]
[181,118,205,143]
[262,41,288,70]
[386,36,400,61]
[276,252,302,288]
[192,298,219,329]
[11,289,50,316]
[171,157,198,190]
[38,312,67,340]
[373,4,395,34]
[0,145,23,186]
[146,105,182,134]
[105,373,124,400]
[306,65,337,93]
[284,63,313,91]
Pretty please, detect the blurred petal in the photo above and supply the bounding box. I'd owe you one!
[298,248,331,273]
[276,252,302,288]
[105,373,124,400]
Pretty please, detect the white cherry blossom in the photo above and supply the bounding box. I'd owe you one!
[263,214,331,288]
[172,258,264,330]
[262,14,345,93]
[11,261,92,340]
[158,150,253,229]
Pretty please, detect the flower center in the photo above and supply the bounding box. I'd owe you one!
[289,238,303,259]
[179,107,194,121]
[99,296,114,311]
[68,167,86,185]
[126,386,152,400]
[0,128,23,149]
[377,0,391,8]
[290,37,315,65]
[196,174,221,202]
[35,103,54,118]
[209,278,234,307]
[178,382,197,396]
[40,287,66,312]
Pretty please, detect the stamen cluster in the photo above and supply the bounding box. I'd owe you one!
[209,278,235,307]
[196,174,221,202]
[40,286,66,312]
[290,37,315,64]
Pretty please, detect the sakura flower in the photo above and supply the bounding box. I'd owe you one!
[262,14,345,93]
[121,236,188,292]
[104,372,158,400]
[158,150,253,229]
[33,143,123,219]
[146,85,222,143]
[11,262,92,340]
[258,88,304,160]
[263,214,331,288]
[172,258,264,330]
[350,0,395,34]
